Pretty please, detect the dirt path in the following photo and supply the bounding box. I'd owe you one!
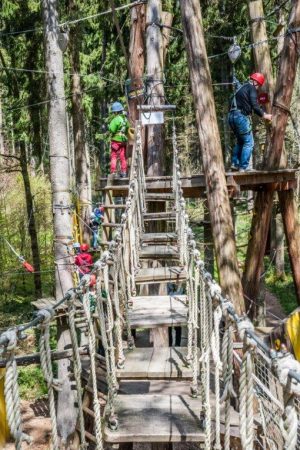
[4,399,51,450]
[264,288,286,328]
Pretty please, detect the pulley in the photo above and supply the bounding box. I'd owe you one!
[228,43,241,64]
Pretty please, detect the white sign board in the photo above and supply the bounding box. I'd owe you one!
[141,111,164,125]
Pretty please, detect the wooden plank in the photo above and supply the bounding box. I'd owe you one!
[140,245,179,259]
[135,266,186,284]
[145,193,175,201]
[104,394,206,443]
[128,295,187,328]
[144,212,175,220]
[117,347,192,379]
[142,232,177,244]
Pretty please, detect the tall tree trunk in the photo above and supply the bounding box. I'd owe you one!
[180,0,245,314]
[42,0,77,445]
[19,142,42,298]
[243,0,300,312]
[146,0,165,175]
[248,0,285,313]
[128,3,146,122]
[68,0,91,244]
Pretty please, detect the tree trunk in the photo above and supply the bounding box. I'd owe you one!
[42,0,77,444]
[243,0,300,312]
[128,3,146,123]
[68,0,92,245]
[248,0,275,110]
[146,0,165,175]
[180,0,245,314]
[19,142,42,298]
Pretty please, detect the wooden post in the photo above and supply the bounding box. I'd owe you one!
[42,0,77,444]
[146,0,165,175]
[69,0,92,244]
[145,0,169,349]
[180,0,245,314]
[128,3,146,123]
[243,0,300,311]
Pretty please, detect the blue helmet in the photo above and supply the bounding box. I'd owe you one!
[111,101,124,112]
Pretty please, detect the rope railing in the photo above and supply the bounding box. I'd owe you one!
[172,122,300,450]
[0,120,146,449]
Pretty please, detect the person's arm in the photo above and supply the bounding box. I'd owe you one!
[249,85,264,117]
[249,85,272,121]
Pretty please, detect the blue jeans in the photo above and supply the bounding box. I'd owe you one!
[92,230,99,248]
[228,111,254,169]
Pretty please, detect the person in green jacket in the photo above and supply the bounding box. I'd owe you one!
[108,102,130,177]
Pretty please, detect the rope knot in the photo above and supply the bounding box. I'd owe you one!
[209,281,222,301]
[237,316,254,341]
[273,353,300,395]
[0,329,18,354]
[37,308,55,326]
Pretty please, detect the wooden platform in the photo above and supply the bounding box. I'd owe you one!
[104,394,205,443]
[135,267,187,284]
[140,245,179,259]
[96,169,297,198]
[117,347,193,379]
[128,295,187,328]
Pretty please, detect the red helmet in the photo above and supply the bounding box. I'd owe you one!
[250,72,265,86]
[80,243,89,252]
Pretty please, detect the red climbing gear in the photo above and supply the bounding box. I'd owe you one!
[2,237,35,272]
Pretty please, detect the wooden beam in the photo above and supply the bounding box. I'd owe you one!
[181,0,245,314]
[0,347,89,368]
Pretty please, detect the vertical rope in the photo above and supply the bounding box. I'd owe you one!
[221,321,235,450]
[82,289,103,449]
[3,330,31,450]
[239,346,254,450]
[68,296,87,449]
[39,310,60,450]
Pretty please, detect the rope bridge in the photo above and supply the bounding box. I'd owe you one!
[1,121,300,450]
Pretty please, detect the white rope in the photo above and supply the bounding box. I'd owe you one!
[2,329,31,450]
[82,288,103,449]
[211,305,222,449]
[67,296,87,449]
[239,346,254,450]
[38,309,61,450]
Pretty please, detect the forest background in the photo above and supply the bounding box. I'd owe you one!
[0,0,299,398]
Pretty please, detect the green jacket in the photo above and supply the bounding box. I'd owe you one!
[108,114,129,142]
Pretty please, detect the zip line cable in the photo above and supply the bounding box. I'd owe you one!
[0,0,147,38]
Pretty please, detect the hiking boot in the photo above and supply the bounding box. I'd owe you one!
[239,168,255,173]
[120,172,127,178]
[230,165,239,171]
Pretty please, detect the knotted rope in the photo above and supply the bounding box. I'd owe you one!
[2,329,31,450]
[67,295,87,449]
[239,345,254,450]
[38,309,61,450]
[220,319,236,450]
[81,284,103,449]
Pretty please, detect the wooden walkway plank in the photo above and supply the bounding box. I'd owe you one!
[142,232,177,244]
[135,266,187,284]
[104,394,206,443]
[117,347,193,379]
[128,295,187,328]
[140,245,179,259]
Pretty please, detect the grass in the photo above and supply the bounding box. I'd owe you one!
[265,268,297,315]
[18,366,48,400]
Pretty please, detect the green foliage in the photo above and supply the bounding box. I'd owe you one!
[18,366,47,400]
